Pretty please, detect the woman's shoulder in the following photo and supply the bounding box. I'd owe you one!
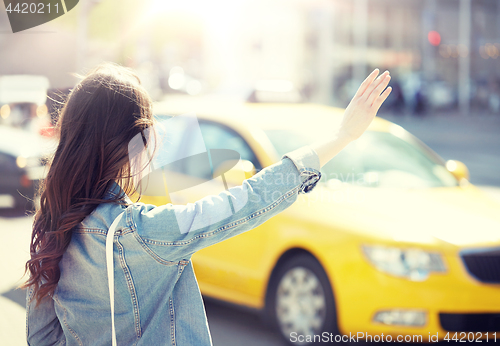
[77,201,128,233]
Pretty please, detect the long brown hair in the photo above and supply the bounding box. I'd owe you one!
[23,63,155,303]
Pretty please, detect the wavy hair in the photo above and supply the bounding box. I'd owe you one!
[23,63,155,304]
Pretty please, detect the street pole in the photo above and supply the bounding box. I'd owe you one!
[353,0,368,85]
[316,4,335,104]
[459,0,471,116]
[422,0,436,83]
[498,0,500,39]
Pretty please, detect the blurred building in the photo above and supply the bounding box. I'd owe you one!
[312,0,500,111]
[1,0,499,113]
[202,0,500,112]
[0,9,79,89]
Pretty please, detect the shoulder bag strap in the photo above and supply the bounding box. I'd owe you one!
[106,212,125,346]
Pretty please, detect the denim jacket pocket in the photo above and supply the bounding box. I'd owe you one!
[133,232,189,266]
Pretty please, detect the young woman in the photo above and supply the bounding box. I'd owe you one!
[24,63,391,345]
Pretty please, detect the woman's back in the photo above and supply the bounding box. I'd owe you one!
[55,200,211,345]
[29,149,322,345]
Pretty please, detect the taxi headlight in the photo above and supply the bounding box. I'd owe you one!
[16,156,27,168]
[0,104,10,119]
[363,245,446,281]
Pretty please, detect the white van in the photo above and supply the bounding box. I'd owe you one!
[0,75,50,131]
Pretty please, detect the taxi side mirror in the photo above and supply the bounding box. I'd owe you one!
[446,160,469,181]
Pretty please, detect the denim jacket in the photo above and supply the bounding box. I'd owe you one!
[26,146,321,346]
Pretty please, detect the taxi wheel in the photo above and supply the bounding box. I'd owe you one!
[267,254,338,345]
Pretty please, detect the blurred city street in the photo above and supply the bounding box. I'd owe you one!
[1,0,500,344]
[1,112,499,346]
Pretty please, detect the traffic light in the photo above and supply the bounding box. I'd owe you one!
[428,31,441,46]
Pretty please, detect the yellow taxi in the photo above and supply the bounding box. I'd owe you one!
[140,96,500,345]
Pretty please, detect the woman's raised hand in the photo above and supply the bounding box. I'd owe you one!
[338,69,392,141]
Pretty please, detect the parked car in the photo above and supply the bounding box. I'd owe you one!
[0,75,53,137]
[139,96,500,344]
[0,126,53,209]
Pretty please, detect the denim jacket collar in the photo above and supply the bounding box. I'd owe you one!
[103,181,133,204]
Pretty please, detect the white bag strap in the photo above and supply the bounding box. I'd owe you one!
[106,212,124,346]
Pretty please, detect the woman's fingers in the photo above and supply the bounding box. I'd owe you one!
[368,74,391,104]
[364,71,390,101]
[355,69,380,98]
[373,86,392,110]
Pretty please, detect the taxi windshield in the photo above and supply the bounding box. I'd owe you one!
[265,129,458,189]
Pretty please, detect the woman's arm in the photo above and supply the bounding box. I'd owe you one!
[128,69,391,261]
[311,69,391,167]
[130,148,321,261]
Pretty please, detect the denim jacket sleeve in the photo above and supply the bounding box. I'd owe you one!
[129,146,321,262]
[26,286,64,346]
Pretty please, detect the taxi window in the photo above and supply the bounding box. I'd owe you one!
[184,121,262,178]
